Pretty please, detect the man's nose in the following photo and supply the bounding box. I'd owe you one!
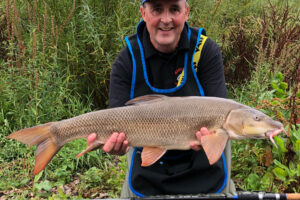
[161,10,172,24]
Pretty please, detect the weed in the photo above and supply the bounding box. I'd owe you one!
[222,0,299,86]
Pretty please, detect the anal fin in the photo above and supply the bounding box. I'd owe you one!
[201,129,228,165]
[141,147,166,167]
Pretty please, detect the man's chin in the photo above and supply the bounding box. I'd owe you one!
[151,36,178,52]
[156,38,175,46]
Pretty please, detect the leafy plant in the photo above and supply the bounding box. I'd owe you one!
[231,70,300,192]
[271,72,289,98]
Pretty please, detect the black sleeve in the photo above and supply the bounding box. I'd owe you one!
[197,38,227,98]
[109,47,132,108]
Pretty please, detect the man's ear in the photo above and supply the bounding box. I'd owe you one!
[185,5,190,21]
[140,6,146,21]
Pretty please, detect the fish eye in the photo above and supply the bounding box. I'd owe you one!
[254,116,260,121]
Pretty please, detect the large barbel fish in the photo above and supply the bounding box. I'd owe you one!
[7,95,286,175]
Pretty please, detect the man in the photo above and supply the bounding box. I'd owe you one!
[87,0,235,197]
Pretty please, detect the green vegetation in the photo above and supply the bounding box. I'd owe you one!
[231,72,300,192]
[0,0,299,198]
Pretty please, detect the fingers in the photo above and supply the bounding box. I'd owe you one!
[190,140,202,151]
[200,127,210,137]
[102,132,118,152]
[121,140,129,153]
[113,132,126,151]
[102,132,129,155]
[190,127,212,151]
[87,133,97,146]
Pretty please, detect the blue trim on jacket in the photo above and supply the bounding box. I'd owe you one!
[128,148,145,197]
[136,20,191,93]
[125,36,137,100]
[216,153,228,193]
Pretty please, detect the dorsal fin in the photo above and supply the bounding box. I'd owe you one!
[125,94,167,106]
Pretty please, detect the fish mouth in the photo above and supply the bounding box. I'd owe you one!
[265,128,287,148]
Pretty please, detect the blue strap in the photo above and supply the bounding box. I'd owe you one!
[136,20,191,93]
[216,153,228,193]
[128,148,145,197]
[125,36,137,100]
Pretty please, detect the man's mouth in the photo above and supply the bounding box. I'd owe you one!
[159,27,174,31]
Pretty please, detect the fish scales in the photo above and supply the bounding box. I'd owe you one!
[51,97,244,149]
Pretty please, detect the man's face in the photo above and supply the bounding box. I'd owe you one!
[140,0,189,53]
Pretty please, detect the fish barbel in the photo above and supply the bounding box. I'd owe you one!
[7,95,287,175]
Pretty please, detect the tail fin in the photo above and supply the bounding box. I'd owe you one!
[7,123,61,175]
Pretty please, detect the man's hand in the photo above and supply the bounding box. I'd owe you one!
[87,132,129,155]
[190,127,211,151]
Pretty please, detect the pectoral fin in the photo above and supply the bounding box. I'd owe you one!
[141,147,166,167]
[76,140,104,158]
[201,129,228,165]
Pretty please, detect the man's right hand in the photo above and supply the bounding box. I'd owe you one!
[87,132,129,156]
[190,127,211,151]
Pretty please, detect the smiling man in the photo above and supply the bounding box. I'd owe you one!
[140,0,189,53]
[87,0,236,197]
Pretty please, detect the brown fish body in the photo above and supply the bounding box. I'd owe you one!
[52,96,240,148]
[7,95,285,175]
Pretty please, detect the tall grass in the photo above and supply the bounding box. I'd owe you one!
[0,0,139,198]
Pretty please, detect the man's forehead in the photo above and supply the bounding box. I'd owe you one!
[143,0,186,5]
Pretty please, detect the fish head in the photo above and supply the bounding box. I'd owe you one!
[224,108,287,146]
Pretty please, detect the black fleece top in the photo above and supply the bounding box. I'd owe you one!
[109,25,227,108]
